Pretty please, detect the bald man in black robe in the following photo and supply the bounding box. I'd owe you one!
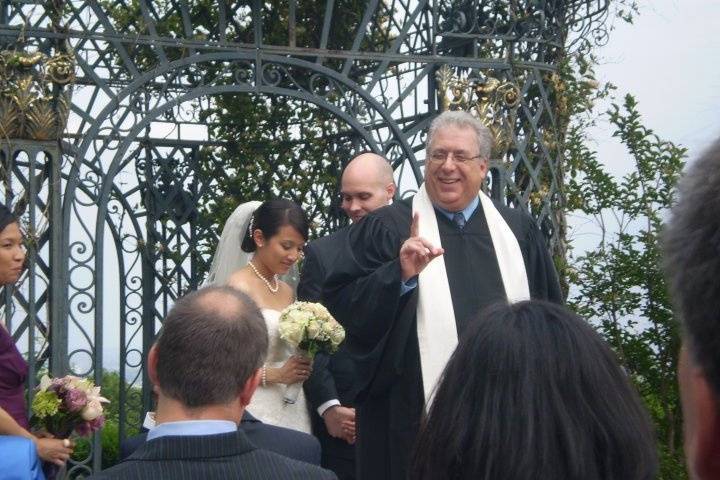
[324,112,562,480]
[299,152,396,479]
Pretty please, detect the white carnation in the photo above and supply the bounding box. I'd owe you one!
[306,320,321,340]
[278,321,305,347]
[330,325,345,347]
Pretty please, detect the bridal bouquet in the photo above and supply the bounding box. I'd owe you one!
[30,374,110,438]
[278,301,345,403]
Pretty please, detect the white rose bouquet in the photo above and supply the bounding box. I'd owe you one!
[278,301,345,403]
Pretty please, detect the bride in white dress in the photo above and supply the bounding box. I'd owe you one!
[205,199,312,433]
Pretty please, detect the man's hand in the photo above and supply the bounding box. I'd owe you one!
[323,405,356,445]
[400,213,444,281]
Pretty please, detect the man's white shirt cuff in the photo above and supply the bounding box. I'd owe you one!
[317,399,341,417]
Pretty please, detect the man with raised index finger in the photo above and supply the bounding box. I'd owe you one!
[324,110,562,480]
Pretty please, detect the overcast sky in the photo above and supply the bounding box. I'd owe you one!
[567,0,720,250]
[590,0,720,174]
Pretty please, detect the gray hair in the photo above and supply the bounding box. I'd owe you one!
[663,137,720,396]
[427,110,494,160]
[154,286,268,408]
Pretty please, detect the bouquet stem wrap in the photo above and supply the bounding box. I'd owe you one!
[283,348,309,404]
[284,381,302,405]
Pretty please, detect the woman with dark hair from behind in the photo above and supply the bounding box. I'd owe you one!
[410,300,657,480]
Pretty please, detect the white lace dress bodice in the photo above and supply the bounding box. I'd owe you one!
[247,308,311,433]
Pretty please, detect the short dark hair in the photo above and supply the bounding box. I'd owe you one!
[664,138,720,395]
[0,202,18,234]
[410,301,657,480]
[154,286,268,408]
[241,199,309,253]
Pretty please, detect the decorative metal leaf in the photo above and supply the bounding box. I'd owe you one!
[26,100,56,140]
[0,97,20,138]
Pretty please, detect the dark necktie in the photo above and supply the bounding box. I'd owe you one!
[453,212,465,229]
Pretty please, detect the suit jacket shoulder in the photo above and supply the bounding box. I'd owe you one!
[119,413,322,466]
[91,430,336,479]
[247,449,337,479]
[242,412,322,465]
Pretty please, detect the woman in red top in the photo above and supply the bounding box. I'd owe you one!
[0,203,73,466]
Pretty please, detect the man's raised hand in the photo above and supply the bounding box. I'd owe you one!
[400,213,444,281]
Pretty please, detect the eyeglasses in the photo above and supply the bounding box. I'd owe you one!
[427,151,483,164]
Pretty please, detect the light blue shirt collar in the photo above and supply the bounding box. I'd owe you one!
[146,419,237,441]
[435,196,479,222]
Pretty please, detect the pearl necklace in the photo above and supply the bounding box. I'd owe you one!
[249,261,279,293]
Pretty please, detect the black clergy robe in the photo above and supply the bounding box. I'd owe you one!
[323,196,562,480]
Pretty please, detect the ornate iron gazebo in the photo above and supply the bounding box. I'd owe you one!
[0,0,609,475]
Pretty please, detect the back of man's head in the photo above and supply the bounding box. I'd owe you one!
[154,286,268,408]
[664,137,720,479]
[665,138,720,392]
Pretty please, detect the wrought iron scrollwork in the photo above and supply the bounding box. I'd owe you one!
[437,0,610,53]
[0,1,605,475]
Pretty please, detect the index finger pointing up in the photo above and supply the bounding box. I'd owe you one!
[410,212,420,237]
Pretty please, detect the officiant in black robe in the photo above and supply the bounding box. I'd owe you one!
[324,111,562,480]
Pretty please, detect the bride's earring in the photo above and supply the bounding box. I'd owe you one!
[253,229,265,248]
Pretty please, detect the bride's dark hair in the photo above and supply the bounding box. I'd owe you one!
[241,199,309,253]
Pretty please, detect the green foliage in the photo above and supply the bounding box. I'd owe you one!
[105,1,392,254]
[196,94,354,245]
[566,94,687,479]
[193,1,391,242]
[72,371,142,469]
[103,0,392,73]
[555,6,688,476]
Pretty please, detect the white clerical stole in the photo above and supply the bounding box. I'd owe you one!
[412,183,530,407]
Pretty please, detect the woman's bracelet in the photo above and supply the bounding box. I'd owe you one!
[261,365,267,387]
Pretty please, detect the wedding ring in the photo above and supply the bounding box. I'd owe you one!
[63,439,70,447]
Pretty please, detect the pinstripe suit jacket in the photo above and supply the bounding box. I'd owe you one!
[88,430,337,479]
